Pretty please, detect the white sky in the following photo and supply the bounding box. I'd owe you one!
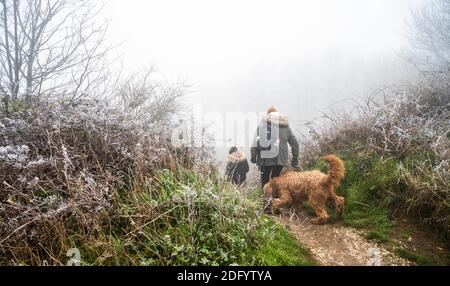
[103,0,423,154]
[106,1,414,69]
[105,0,419,97]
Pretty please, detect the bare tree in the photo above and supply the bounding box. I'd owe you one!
[115,68,187,127]
[0,0,112,114]
[407,0,450,75]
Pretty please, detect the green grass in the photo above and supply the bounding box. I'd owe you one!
[245,188,316,265]
[68,169,265,266]
[66,169,317,266]
[343,208,394,243]
[395,248,443,266]
[253,218,316,266]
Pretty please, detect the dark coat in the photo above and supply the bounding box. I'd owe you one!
[225,151,249,185]
[250,112,299,167]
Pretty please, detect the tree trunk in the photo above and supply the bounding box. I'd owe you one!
[1,0,14,113]
[12,0,20,100]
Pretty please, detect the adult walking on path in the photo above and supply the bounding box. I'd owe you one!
[250,106,300,191]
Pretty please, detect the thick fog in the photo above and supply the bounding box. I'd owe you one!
[104,0,422,162]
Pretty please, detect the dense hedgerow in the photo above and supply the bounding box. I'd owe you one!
[0,100,214,265]
[300,75,449,238]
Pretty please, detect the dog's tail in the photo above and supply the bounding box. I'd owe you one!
[323,155,345,188]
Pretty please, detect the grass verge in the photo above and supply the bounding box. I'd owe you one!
[395,248,444,266]
[253,218,316,266]
[305,152,449,265]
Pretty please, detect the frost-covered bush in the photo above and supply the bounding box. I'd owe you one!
[1,101,165,195]
[0,145,30,165]
[0,99,215,265]
[301,75,449,162]
[299,74,450,235]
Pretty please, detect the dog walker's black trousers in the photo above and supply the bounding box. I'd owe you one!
[260,165,284,188]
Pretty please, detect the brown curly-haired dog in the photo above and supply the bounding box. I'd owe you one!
[263,155,345,224]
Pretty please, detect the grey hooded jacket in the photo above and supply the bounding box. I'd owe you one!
[250,112,299,167]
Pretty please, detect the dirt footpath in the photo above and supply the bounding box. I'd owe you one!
[273,211,412,266]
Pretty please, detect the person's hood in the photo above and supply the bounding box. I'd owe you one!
[263,112,289,127]
[227,151,247,163]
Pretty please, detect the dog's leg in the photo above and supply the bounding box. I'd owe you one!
[262,183,275,214]
[333,196,345,216]
[309,196,330,224]
[310,208,330,225]
[293,199,303,214]
[271,189,293,215]
[327,186,345,216]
